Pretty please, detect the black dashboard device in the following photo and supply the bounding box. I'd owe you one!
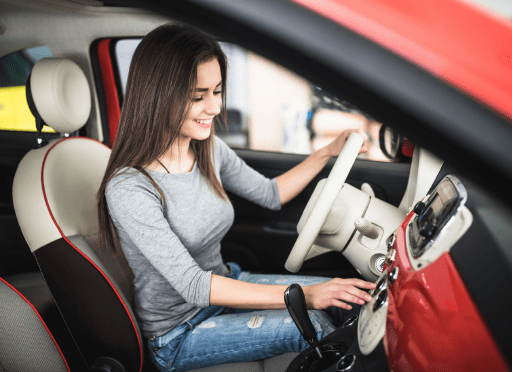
[409,175,467,257]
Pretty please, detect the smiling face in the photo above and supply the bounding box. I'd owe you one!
[179,58,223,142]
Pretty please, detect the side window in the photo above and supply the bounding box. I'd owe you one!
[114,39,140,95]
[0,46,55,133]
[220,46,389,162]
[112,40,390,161]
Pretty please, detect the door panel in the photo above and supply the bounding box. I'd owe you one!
[221,149,410,278]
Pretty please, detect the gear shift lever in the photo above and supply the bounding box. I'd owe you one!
[284,283,323,359]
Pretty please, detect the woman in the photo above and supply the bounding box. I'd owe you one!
[97,24,375,372]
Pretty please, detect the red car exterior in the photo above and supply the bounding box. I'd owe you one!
[292,0,512,121]
[385,213,509,371]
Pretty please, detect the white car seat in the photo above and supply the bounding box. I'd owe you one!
[12,57,297,372]
[13,57,144,372]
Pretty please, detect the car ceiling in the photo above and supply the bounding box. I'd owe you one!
[2,0,512,211]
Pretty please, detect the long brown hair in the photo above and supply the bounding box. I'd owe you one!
[97,24,228,253]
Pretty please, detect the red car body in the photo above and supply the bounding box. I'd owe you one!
[386,213,509,371]
[293,0,512,121]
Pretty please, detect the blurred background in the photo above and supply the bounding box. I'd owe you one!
[219,42,390,161]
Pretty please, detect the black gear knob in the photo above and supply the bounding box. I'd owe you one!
[284,283,323,359]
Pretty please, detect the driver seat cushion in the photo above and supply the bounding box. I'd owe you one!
[191,352,299,372]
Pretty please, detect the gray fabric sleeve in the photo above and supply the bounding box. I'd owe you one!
[215,137,282,210]
[106,181,212,308]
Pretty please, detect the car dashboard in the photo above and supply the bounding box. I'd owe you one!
[288,174,511,372]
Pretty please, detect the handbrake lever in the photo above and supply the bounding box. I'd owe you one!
[284,283,323,359]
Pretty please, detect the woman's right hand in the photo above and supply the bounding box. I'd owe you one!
[303,278,376,310]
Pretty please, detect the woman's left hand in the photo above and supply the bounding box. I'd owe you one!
[324,128,368,157]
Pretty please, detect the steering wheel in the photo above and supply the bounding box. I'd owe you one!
[285,132,364,273]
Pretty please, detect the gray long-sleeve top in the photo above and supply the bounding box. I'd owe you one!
[106,137,281,337]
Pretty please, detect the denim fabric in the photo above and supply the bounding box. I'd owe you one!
[149,263,360,372]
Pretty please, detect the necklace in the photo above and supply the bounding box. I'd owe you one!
[157,159,170,174]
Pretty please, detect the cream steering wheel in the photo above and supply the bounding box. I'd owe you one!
[285,133,364,273]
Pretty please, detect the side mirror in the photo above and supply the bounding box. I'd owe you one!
[379,125,404,160]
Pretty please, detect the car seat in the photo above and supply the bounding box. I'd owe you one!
[0,277,69,372]
[13,57,144,372]
[2,270,86,371]
[12,57,297,372]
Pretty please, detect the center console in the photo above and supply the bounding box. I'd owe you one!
[285,311,389,372]
[285,275,390,372]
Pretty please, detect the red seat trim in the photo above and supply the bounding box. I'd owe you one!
[40,137,143,372]
[0,277,70,372]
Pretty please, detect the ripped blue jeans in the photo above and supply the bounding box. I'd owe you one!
[149,263,360,372]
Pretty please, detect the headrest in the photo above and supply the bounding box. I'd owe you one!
[28,58,91,134]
